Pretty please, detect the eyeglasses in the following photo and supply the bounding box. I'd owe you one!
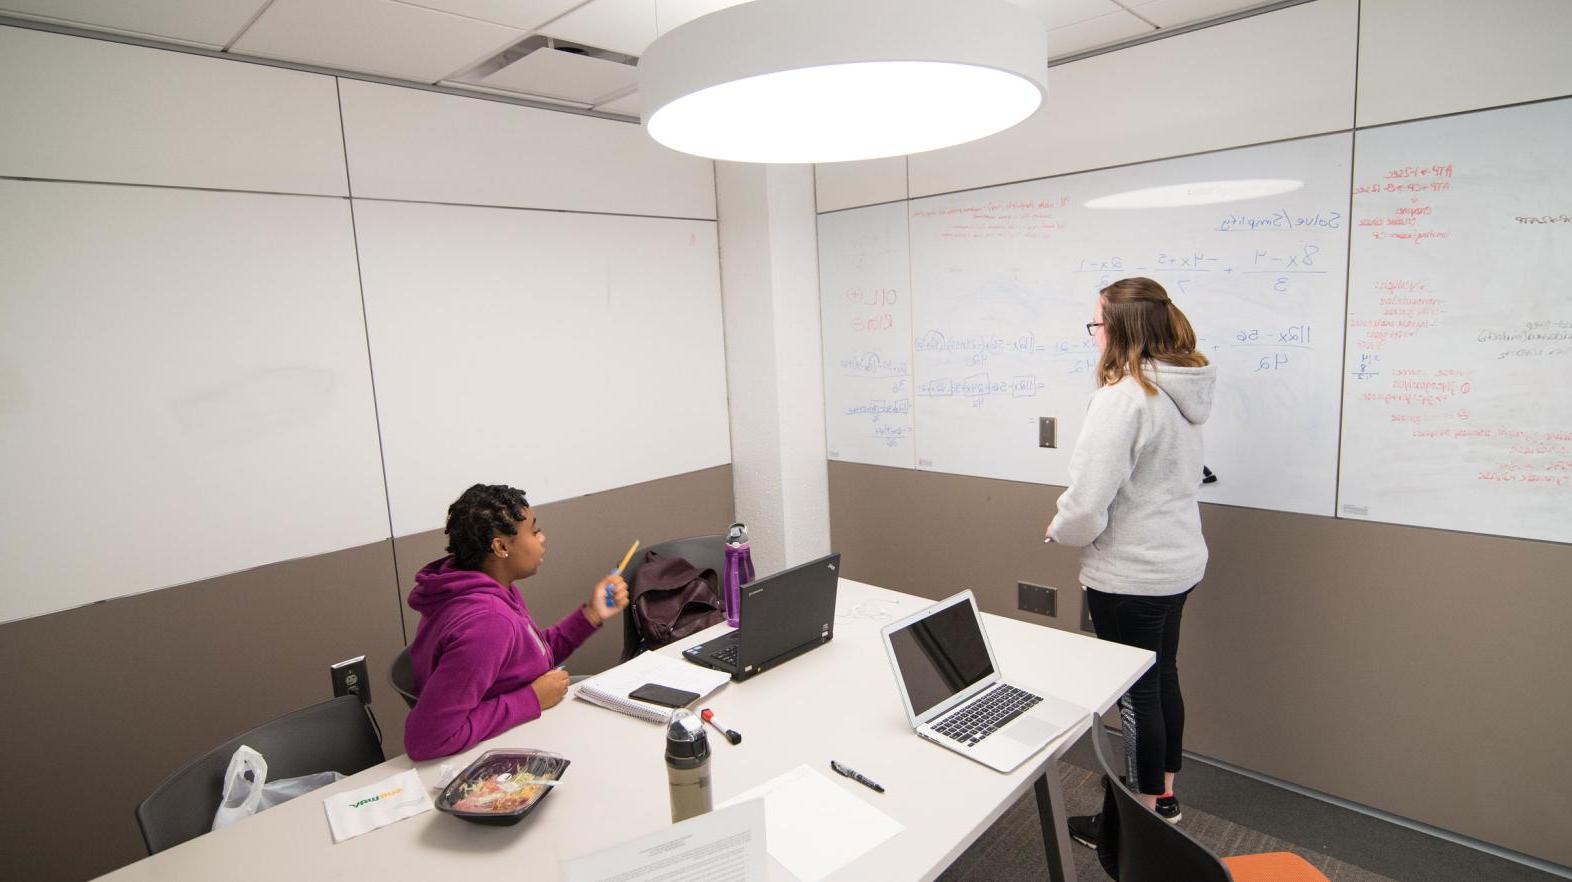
[1085,322,1104,337]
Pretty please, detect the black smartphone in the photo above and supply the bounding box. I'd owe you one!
[628,683,700,708]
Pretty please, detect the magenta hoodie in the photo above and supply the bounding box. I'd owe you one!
[403,555,599,760]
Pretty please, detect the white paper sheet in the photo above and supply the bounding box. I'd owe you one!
[321,769,432,843]
[561,799,767,882]
[574,651,732,723]
[720,765,904,882]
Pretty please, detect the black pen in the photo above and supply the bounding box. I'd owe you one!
[830,760,885,793]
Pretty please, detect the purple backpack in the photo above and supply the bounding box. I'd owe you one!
[630,552,725,649]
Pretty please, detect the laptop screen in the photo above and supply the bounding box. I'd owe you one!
[887,597,996,717]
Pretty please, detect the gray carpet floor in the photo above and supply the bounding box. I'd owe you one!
[937,761,1394,882]
[937,729,1566,882]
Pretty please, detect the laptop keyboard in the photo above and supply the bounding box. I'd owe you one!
[710,642,739,667]
[932,684,1042,746]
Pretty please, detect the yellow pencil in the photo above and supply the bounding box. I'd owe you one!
[605,540,640,606]
[614,539,641,575]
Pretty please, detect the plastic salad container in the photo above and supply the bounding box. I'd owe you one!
[434,749,570,826]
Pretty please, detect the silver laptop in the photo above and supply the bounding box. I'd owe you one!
[880,590,1086,773]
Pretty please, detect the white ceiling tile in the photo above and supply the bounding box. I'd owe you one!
[539,0,745,56]
[593,90,642,116]
[479,46,637,103]
[1127,0,1268,29]
[0,0,268,47]
[231,0,524,83]
[538,0,656,56]
[1008,0,1123,30]
[1046,10,1153,59]
[397,0,582,31]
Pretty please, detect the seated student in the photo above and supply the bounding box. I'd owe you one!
[404,483,628,760]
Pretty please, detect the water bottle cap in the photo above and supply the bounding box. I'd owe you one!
[665,709,710,760]
[726,523,749,544]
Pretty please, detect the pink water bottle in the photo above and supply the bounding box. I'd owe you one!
[723,523,754,628]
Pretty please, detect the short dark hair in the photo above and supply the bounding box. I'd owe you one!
[444,484,530,570]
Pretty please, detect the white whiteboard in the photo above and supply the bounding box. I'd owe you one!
[896,134,1352,515]
[1339,99,1572,543]
[0,181,390,624]
[818,202,915,468]
[353,201,732,539]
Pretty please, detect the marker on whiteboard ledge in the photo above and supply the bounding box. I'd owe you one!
[607,539,640,607]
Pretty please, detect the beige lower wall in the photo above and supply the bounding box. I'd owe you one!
[0,465,733,882]
[827,461,1572,868]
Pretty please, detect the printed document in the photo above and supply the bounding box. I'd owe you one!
[561,799,766,882]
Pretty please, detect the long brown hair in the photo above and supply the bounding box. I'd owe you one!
[1096,277,1208,395]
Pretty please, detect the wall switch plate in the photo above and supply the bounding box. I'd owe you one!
[1039,417,1057,448]
[1018,582,1056,617]
[331,655,371,705]
[1081,589,1096,633]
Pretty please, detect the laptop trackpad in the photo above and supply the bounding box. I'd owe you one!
[1004,715,1055,746]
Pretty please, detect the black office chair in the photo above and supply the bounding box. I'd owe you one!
[620,534,727,662]
[1087,718,1328,882]
[135,695,384,855]
[390,646,419,710]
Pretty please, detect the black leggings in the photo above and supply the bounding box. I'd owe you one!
[1085,585,1192,796]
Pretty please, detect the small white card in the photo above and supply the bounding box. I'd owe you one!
[721,765,904,882]
[561,799,767,882]
[322,769,433,843]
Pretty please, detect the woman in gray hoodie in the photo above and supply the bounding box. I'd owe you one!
[1045,277,1216,848]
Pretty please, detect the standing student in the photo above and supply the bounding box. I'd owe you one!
[1044,277,1216,847]
[404,483,628,760]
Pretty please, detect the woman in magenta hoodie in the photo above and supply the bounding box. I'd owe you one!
[403,484,628,760]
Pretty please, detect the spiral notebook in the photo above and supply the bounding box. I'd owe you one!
[573,651,731,723]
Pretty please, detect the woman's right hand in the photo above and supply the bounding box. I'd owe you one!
[530,668,571,710]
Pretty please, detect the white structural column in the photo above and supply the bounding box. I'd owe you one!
[715,161,832,576]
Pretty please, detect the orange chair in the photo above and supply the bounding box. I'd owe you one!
[1086,716,1329,881]
[1221,852,1330,881]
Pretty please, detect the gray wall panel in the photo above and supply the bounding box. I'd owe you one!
[827,460,1572,867]
[0,540,405,882]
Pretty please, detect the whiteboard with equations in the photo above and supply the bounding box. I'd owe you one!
[818,200,916,468]
[892,133,1352,515]
[1339,98,1572,543]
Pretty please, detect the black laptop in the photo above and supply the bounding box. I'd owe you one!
[681,553,840,681]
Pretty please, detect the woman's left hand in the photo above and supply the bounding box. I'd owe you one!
[587,574,629,625]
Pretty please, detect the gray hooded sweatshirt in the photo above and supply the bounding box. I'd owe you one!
[1048,362,1217,596]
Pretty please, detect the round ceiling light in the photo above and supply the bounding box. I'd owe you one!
[638,0,1047,164]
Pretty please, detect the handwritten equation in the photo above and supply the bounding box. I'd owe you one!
[916,329,1046,365]
[917,373,1045,406]
[839,351,909,379]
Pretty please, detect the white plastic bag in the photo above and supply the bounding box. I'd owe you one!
[211,744,342,831]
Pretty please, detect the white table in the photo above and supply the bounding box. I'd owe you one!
[101,580,1151,881]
